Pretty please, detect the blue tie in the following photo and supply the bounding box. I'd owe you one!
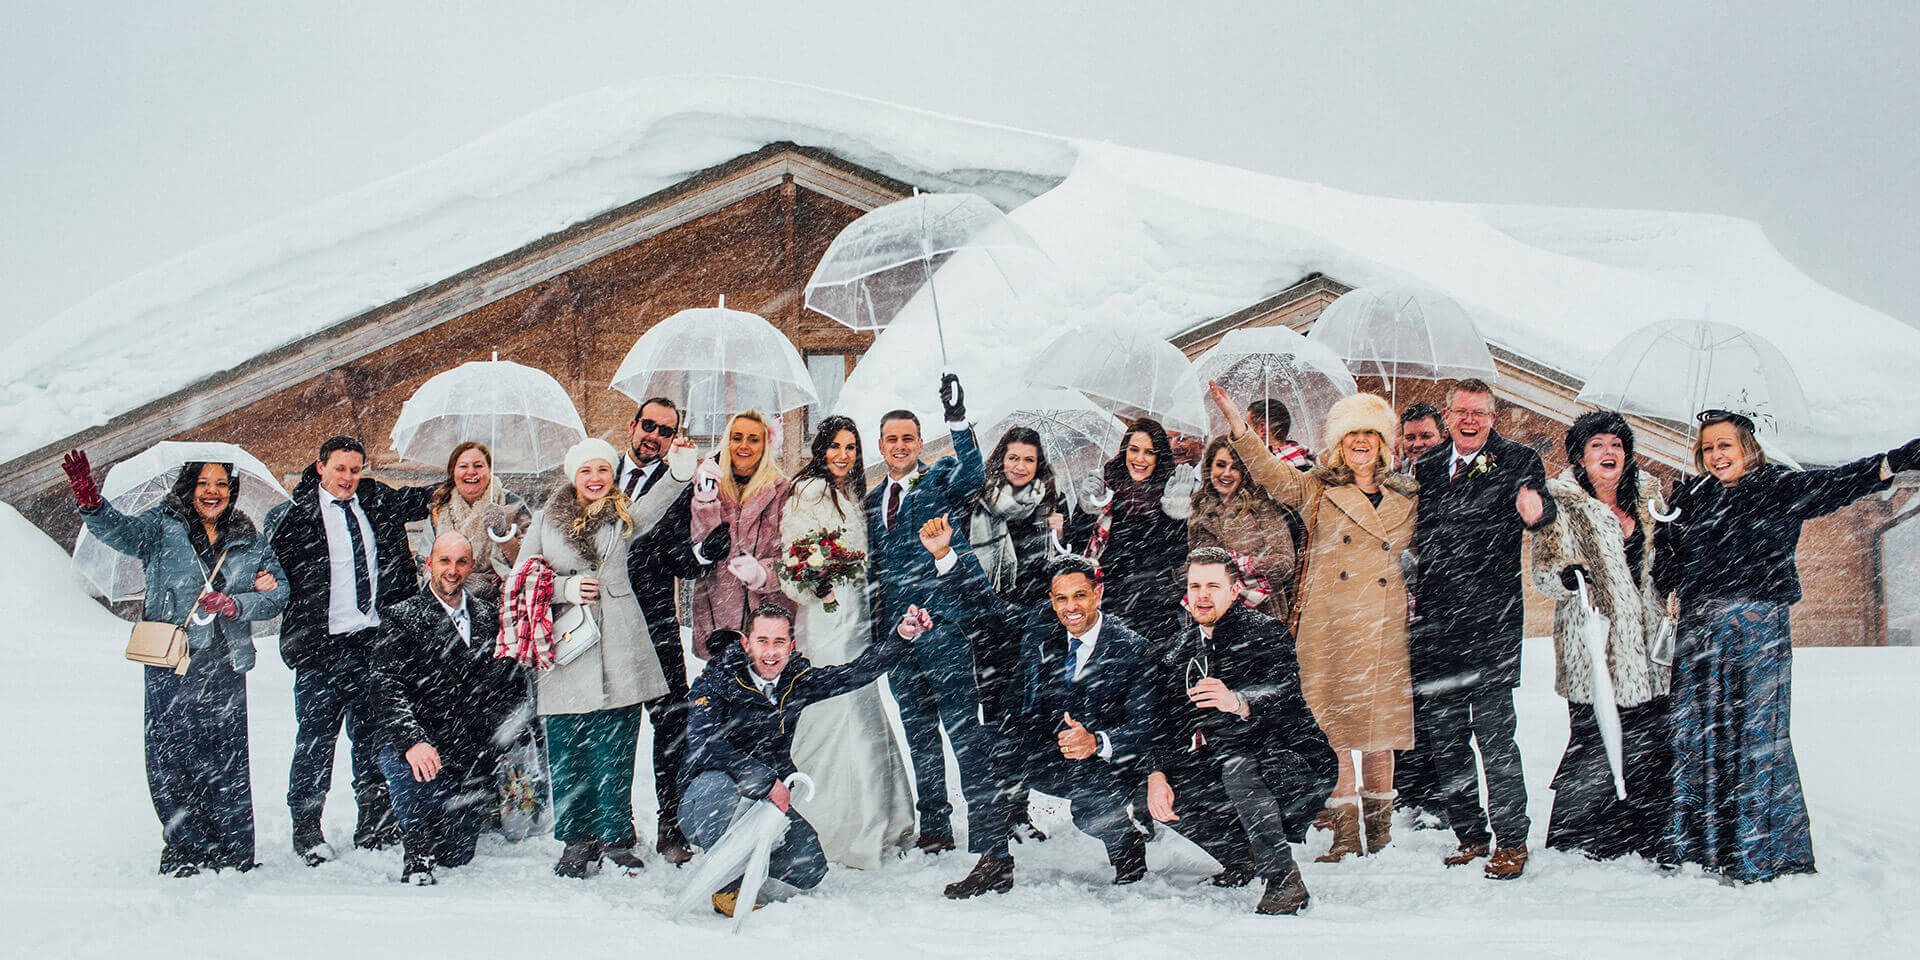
[1066,634,1084,684]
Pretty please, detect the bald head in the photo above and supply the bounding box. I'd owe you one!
[426,531,475,602]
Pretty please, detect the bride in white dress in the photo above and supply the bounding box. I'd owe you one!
[780,417,916,869]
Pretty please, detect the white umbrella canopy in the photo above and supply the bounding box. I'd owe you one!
[611,304,818,438]
[1576,318,1812,443]
[976,387,1126,513]
[72,441,289,601]
[1024,323,1209,437]
[390,359,586,474]
[1196,325,1358,451]
[1308,284,1498,382]
[805,192,1051,363]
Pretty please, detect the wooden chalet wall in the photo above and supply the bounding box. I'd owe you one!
[1175,275,1902,646]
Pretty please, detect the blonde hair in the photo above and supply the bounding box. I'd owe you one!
[1692,419,1767,476]
[719,410,786,506]
[1317,429,1393,485]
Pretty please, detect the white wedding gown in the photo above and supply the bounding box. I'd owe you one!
[781,478,916,869]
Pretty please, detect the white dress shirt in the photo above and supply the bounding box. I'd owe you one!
[1449,445,1482,479]
[619,455,661,499]
[320,490,381,634]
[433,589,471,645]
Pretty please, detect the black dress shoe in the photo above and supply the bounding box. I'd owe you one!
[354,811,401,851]
[944,854,1015,899]
[1210,864,1257,888]
[1255,861,1311,915]
[293,820,334,867]
[657,826,694,866]
[402,853,437,886]
[915,833,957,855]
[1009,819,1049,844]
[604,844,647,874]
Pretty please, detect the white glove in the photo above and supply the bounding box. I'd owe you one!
[667,441,698,483]
[726,554,768,590]
[693,458,724,503]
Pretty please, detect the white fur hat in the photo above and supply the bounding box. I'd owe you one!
[1322,393,1398,451]
[563,438,622,479]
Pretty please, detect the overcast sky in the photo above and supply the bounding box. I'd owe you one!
[4,1,1915,339]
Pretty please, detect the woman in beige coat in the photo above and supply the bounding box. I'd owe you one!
[1210,383,1417,862]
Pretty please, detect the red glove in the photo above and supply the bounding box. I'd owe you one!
[63,449,102,510]
[198,592,240,620]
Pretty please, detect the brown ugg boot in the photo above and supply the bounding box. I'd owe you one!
[1314,797,1363,863]
[1361,789,1397,854]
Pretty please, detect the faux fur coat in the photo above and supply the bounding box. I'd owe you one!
[1530,469,1671,706]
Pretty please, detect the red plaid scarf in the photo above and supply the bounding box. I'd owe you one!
[497,556,557,669]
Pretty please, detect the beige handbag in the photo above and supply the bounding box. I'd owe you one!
[126,549,228,676]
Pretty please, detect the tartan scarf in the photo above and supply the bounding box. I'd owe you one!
[497,556,557,669]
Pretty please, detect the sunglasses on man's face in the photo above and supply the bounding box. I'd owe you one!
[636,418,678,439]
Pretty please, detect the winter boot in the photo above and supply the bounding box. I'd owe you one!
[1361,789,1397,854]
[1255,860,1311,916]
[944,854,1016,899]
[1443,841,1490,867]
[1314,797,1363,863]
[603,842,647,874]
[553,838,604,879]
[1110,837,1149,885]
[293,819,334,867]
[657,825,694,866]
[402,852,437,886]
[1210,863,1258,888]
[354,805,400,851]
[1485,845,1529,880]
[915,832,957,855]
[158,846,200,878]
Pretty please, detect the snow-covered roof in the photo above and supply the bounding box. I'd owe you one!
[7,76,1916,466]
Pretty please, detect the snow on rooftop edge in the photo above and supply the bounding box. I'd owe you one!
[5,75,1916,468]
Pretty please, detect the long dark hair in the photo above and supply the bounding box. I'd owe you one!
[429,440,492,512]
[1103,418,1174,489]
[1566,410,1642,508]
[792,415,867,517]
[1191,435,1272,513]
[164,461,253,549]
[978,426,1060,505]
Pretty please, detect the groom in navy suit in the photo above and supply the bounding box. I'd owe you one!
[865,375,986,853]
[918,515,1156,897]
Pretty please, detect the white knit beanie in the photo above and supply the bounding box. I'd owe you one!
[563,438,621,479]
[1322,393,1398,451]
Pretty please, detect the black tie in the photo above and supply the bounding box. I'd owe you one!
[886,481,902,530]
[334,499,373,614]
[1451,458,1465,484]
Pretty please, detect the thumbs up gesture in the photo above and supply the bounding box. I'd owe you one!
[1057,712,1098,760]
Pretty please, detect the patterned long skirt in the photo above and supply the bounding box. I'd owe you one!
[1663,599,1815,883]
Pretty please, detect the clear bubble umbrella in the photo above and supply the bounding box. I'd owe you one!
[1196,325,1358,451]
[1024,322,1209,437]
[1308,284,1497,407]
[390,357,586,474]
[72,441,289,602]
[611,300,818,438]
[977,387,1126,516]
[1576,318,1811,447]
[805,192,1051,366]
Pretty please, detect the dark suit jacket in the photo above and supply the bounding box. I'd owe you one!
[1147,603,1330,774]
[367,588,528,768]
[865,423,985,636]
[621,461,703,653]
[936,550,1156,785]
[1410,431,1556,690]
[265,466,434,670]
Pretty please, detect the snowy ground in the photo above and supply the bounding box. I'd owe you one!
[3,503,1914,959]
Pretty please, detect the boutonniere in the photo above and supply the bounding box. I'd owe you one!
[1467,453,1498,479]
[907,467,928,491]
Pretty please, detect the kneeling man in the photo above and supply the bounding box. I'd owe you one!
[369,531,530,884]
[919,516,1157,897]
[1146,548,1336,914]
[681,602,925,916]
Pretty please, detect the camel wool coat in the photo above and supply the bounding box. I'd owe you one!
[1230,429,1417,752]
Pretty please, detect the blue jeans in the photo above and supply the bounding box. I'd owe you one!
[375,747,487,866]
[682,771,827,892]
[890,624,1010,853]
[287,652,389,829]
[145,662,253,868]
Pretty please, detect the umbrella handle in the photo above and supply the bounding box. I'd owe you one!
[782,771,816,805]
[1649,503,1681,522]
[488,522,520,544]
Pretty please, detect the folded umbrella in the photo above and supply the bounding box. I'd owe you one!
[670,772,816,932]
[1573,571,1627,801]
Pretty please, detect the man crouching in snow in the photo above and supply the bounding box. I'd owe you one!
[918,516,1158,897]
[680,602,926,916]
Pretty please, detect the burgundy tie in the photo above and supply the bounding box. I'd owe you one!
[624,465,641,498]
[1450,458,1465,484]
[886,482,902,530]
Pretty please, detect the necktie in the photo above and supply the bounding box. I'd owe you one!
[623,462,641,498]
[333,499,373,614]
[1450,457,1466,484]
[886,481,902,530]
[1067,633,1085,684]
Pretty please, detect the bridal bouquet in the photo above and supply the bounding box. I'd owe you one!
[781,529,868,613]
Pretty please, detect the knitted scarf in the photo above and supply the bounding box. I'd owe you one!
[435,479,513,574]
[1086,476,1164,561]
[968,481,1051,592]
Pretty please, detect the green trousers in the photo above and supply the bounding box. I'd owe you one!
[543,704,644,843]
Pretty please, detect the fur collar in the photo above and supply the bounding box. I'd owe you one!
[1308,464,1419,495]
[542,482,628,566]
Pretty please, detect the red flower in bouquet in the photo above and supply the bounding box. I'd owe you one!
[779,528,868,613]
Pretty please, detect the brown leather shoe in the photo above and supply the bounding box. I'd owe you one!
[1314,798,1363,863]
[915,833,957,855]
[657,826,694,866]
[1443,841,1490,867]
[944,854,1015,898]
[1254,861,1311,916]
[1485,846,1528,880]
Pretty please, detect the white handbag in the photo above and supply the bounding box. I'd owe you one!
[549,601,600,667]
[1649,615,1676,668]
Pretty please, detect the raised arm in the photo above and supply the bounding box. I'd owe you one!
[1211,382,1311,508]
[1777,440,1916,521]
